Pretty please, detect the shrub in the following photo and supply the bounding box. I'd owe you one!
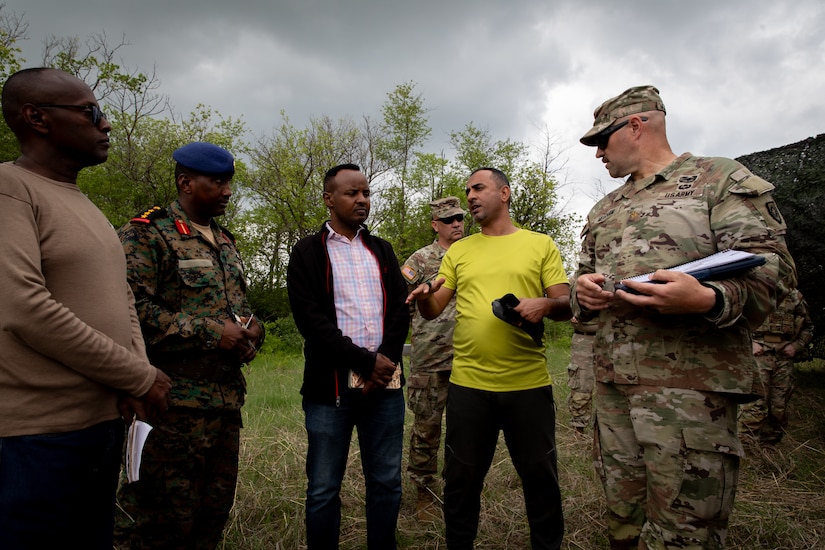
[258,315,304,357]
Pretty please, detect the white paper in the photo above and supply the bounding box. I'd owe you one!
[125,419,153,483]
[623,249,759,283]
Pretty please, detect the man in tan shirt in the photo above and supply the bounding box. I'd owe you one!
[0,67,170,550]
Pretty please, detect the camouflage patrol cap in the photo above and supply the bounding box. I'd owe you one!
[580,85,666,146]
[430,196,466,220]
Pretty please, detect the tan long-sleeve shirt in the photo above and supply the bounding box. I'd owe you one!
[0,163,157,437]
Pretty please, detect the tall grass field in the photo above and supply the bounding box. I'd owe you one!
[221,340,825,549]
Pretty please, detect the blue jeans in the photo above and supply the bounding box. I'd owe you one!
[303,389,404,549]
[0,418,125,550]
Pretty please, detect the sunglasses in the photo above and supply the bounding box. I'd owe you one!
[438,214,465,224]
[35,103,108,126]
[594,116,648,150]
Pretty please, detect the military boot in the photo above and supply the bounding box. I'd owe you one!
[415,486,440,522]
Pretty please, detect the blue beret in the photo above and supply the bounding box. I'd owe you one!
[172,142,235,175]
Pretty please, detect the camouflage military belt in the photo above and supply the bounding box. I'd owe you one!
[152,352,241,383]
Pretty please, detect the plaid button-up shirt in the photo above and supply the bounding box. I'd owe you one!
[325,223,383,352]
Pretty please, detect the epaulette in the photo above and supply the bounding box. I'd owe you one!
[130,206,167,224]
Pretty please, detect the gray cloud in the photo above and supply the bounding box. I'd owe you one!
[5,0,824,217]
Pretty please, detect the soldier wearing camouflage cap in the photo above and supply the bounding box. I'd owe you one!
[400,196,466,520]
[572,85,797,548]
[115,142,263,548]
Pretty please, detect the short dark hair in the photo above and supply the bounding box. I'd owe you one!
[2,68,51,135]
[323,163,361,191]
[470,166,510,189]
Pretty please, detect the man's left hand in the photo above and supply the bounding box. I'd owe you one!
[617,270,717,315]
[220,317,260,362]
[515,297,549,324]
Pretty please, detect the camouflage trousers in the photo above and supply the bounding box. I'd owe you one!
[566,332,595,428]
[738,349,795,444]
[114,407,242,550]
[406,370,450,489]
[594,382,743,550]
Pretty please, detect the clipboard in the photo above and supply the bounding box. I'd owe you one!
[615,250,766,294]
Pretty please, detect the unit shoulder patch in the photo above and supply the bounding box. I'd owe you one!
[765,201,784,224]
[401,264,417,283]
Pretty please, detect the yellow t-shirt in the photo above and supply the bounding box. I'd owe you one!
[438,229,568,391]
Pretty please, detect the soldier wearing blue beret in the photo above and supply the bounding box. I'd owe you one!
[115,142,262,548]
[172,141,236,175]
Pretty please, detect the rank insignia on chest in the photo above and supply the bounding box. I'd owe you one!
[629,211,642,222]
[175,219,191,236]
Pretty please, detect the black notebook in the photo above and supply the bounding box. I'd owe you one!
[614,249,766,294]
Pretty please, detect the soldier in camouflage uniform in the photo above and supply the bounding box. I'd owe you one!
[400,196,466,520]
[115,142,263,549]
[566,316,597,433]
[573,86,797,549]
[738,288,814,445]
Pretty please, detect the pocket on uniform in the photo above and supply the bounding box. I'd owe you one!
[177,258,218,288]
[668,426,742,523]
[406,374,431,415]
[407,374,430,389]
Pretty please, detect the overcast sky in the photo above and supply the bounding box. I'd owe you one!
[5,0,824,220]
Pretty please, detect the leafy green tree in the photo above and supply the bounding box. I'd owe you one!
[237,112,371,319]
[448,122,580,270]
[30,33,248,228]
[79,106,248,228]
[389,151,465,261]
[371,82,432,254]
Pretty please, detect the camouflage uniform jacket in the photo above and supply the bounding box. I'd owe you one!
[119,200,251,410]
[573,153,797,399]
[752,288,814,354]
[402,240,456,374]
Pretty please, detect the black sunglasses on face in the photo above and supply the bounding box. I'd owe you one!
[438,214,465,224]
[594,116,648,150]
[34,103,108,126]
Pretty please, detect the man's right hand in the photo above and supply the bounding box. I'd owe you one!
[576,273,614,311]
[142,368,172,415]
[219,318,257,359]
[368,353,396,389]
[405,277,445,304]
[119,368,171,424]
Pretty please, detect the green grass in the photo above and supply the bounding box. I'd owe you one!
[220,351,825,549]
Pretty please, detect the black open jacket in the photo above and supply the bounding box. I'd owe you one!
[286,223,410,405]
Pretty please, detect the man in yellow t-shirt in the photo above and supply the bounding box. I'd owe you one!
[408,167,571,549]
